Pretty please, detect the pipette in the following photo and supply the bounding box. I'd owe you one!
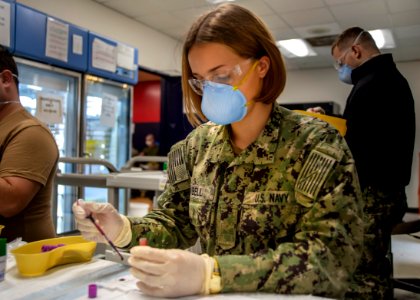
[86,214,124,261]
[76,199,124,261]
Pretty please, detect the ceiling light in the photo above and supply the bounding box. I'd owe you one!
[368,29,395,49]
[276,39,317,58]
[206,0,235,4]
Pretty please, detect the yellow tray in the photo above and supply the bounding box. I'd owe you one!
[11,236,96,277]
[294,110,347,136]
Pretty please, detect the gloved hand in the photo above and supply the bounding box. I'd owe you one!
[128,246,207,298]
[72,199,124,244]
[306,106,326,114]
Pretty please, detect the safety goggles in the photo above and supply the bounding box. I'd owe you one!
[188,59,258,96]
[333,30,365,70]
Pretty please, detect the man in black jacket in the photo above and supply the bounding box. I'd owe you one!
[331,27,416,299]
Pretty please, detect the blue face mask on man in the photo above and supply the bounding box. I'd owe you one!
[200,61,258,125]
[338,64,353,85]
[334,31,365,85]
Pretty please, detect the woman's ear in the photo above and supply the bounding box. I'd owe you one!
[257,56,270,78]
[0,70,14,86]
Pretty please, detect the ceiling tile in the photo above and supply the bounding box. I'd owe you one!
[135,12,185,31]
[170,6,213,26]
[261,14,288,29]
[271,28,298,40]
[386,0,420,13]
[294,23,342,38]
[281,8,335,27]
[101,0,161,18]
[337,14,392,31]
[154,0,207,11]
[330,0,388,20]
[91,0,420,71]
[236,0,275,16]
[263,0,325,13]
[391,10,420,27]
[311,45,334,56]
[164,26,191,40]
[394,25,420,39]
[323,0,365,5]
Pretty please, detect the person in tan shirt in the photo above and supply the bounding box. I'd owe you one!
[0,46,59,242]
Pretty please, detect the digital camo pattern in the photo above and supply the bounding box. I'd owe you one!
[128,103,364,298]
[345,186,407,299]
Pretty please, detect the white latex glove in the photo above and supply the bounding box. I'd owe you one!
[128,246,207,298]
[306,106,326,114]
[72,199,124,244]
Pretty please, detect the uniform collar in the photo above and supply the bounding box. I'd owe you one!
[352,53,395,84]
[208,103,281,166]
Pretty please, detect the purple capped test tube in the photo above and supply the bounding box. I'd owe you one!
[88,283,97,298]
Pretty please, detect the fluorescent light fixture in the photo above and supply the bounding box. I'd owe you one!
[276,39,317,58]
[206,0,235,4]
[26,84,43,91]
[368,29,395,49]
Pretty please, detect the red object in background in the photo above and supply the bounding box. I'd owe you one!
[133,81,161,123]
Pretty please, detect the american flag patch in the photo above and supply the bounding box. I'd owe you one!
[168,145,189,184]
[295,150,336,199]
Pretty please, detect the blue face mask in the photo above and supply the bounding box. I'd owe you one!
[200,60,259,125]
[338,64,353,85]
[201,81,248,125]
[335,31,365,85]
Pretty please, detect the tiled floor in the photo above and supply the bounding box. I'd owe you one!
[392,214,420,299]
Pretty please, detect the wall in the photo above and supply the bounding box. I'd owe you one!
[17,0,182,75]
[279,67,351,113]
[280,61,420,208]
[397,61,420,209]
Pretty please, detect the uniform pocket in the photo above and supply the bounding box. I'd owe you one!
[189,198,213,227]
[239,191,300,240]
[189,184,215,239]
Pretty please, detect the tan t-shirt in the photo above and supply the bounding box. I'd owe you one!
[0,107,58,242]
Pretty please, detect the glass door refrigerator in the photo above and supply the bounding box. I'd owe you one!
[81,74,132,212]
[14,57,81,234]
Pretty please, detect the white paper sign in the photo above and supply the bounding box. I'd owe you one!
[100,93,118,127]
[72,34,83,55]
[0,1,11,47]
[117,43,136,70]
[45,17,69,62]
[92,38,117,72]
[35,94,63,124]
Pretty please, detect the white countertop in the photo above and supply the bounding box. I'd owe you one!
[0,254,330,300]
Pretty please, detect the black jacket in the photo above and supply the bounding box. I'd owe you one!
[343,54,415,190]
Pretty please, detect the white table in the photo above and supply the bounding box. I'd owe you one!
[0,254,330,300]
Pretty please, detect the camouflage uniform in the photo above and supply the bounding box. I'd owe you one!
[345,186,407,299]
[128,103,364,298]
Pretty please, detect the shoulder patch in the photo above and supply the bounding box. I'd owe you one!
[167,143,190,185]
[315,141,344,162]
[295,148,336,199]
